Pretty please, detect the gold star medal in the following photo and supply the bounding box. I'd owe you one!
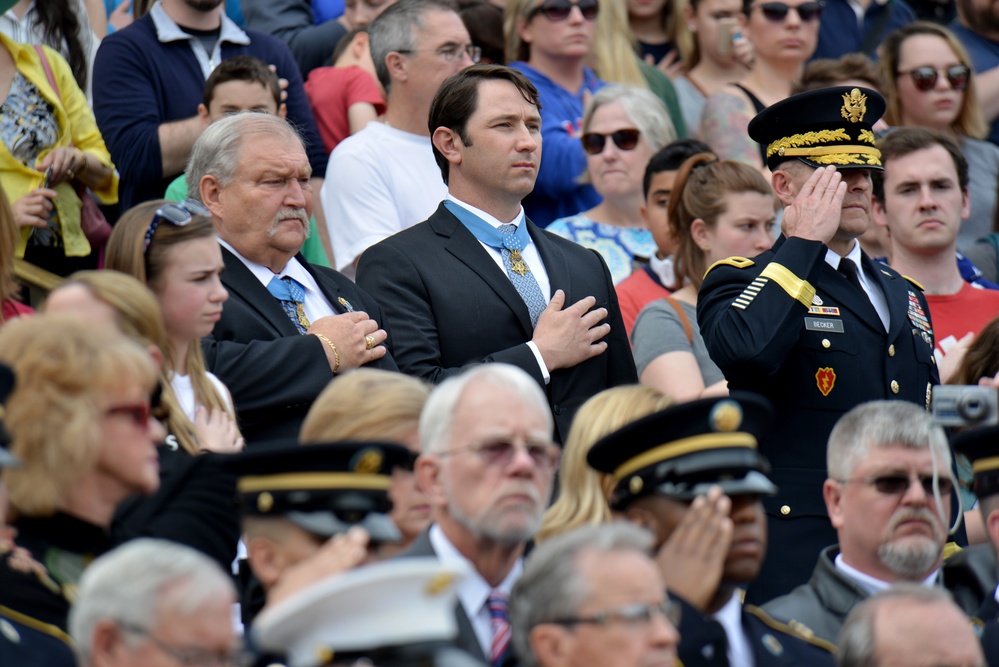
[503,233,530,277]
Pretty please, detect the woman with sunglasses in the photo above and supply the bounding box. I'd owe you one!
[880,22,999,251]
[0,317,163,645]
[105,200,243,455]
[505,0,606,227]
[632,153,776,402]
[699,0,821,170]
[548,85,675,285]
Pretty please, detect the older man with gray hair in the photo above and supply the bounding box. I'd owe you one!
[69,539,240,667]
[187,112,396,444]
[509,522,680,667]
[837,584,985,667]
[764,400,978,642]
[406,363,559,666]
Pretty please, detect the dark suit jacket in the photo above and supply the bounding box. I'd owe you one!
[698,236,939,602]
[397,530,489,663]
[203,247,397,444]
[355,203,637,443]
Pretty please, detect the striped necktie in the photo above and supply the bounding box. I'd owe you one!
[487,589,511,667]
[266,275,311,334]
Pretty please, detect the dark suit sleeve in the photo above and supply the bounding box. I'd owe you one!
[357,241,544,385]
[696,237,826,384]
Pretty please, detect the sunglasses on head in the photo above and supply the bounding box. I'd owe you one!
[753,1,823,22]
[844,474,954,497]
[144,199,211,253]
[898,64,971,92]
[581,129,641,155]
[529,0,599,22]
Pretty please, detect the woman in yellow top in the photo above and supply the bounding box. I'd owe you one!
[0,31,116,275]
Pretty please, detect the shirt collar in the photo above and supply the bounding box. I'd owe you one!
[429,523,522,615]
[150,0,249,45]
[446,193,525,230]
[218,237,315,293]
[825,240,864,272]
[834,552,939,595]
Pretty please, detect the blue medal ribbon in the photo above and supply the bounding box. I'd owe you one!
[444,200,530,252]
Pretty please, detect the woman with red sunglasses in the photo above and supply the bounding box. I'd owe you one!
[879,22,999,251]
[699,0,821,171]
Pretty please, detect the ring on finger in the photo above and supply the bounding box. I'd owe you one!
[365,335,376,350]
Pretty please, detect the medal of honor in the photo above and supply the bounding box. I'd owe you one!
[503,233,531,277]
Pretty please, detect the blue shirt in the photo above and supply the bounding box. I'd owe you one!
[813,0,916,60]
[950,20,999,145]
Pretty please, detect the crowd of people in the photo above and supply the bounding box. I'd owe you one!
[5,0,999,665]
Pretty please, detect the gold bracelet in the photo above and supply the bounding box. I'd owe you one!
[314,333,340,374]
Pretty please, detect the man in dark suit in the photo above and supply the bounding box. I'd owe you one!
[403,363,558,666]
[188,113,396,444]
[355,64,636,443]
[697,87,939,603]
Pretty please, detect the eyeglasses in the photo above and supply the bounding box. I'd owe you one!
[551,600,681,628]
[144,199,212,253]
[529,0,599,22]
[752,1,824,22]
[396,44,482,63]
[581,129,641,155]
[440,438,560,469]
[838,474,954,497]
[105,403,153,431]
[118,623,252,667]
[898,65,971,92]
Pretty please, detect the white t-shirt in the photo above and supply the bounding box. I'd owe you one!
[170,371,232,422]
[321,121,447,279]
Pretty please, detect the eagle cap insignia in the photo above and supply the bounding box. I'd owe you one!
[841,88,867,123]
[351,447,384,474]
[425,572,456,596]
[710,400,743,432]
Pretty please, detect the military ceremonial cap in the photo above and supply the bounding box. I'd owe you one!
[0,362,18,468]
[748,85,886,172]
[952,425,999,500]
[222,440,416,543]
[587,393,776,508]
[254,558,474,667]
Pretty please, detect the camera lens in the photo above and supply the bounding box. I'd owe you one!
[957,394,988,422]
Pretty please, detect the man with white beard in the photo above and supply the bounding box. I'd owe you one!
[763,400,964,643]
[403,363,558,667]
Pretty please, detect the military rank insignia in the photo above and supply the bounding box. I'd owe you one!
[907,291,931,333]
[816,367,836,396]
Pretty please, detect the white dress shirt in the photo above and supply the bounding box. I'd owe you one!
[824,242,891,331]
[713,590,754,667]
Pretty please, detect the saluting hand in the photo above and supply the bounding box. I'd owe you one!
[781,165,846,246]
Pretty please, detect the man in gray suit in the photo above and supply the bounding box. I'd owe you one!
[404,363,558,666]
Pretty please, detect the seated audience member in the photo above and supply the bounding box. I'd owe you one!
[405,364,558,664]
[0,188,32,323]
[161,56,330,267]
[44,271,242,572]
[633,154,776,403]
[68,539,240,667]
[548,85,675,286]
[699,0,820,171]
[589,0,687,137]
[812,0,915,62]
[763,401,985,643]
[1,29,116,277]
[872,128,999,380]
[615,139,712,335]
[953,425,999,666]
[0,317,162,656]
[301,369,432,554]
[626,0,678,67]
[837,585,986,667]
[305,28,386,155]
[356,64,637,444]
[223,440,411,624]
[510,522,681,667]
[504,0,605,226]
[952,315,999,384]
[253,559,471,667]
[588,394,838,665]
[536,385,672,542]
[92,0,327,212]
[188,113,395,444]
[672,0,752,134]
[879,23,999,252]
[322,0,476,280]
[458,0,504,64]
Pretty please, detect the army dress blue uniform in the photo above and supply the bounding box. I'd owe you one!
[697,86,940,604]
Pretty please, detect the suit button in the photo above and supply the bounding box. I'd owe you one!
[780,505,791,515]
[888,344,895,357]
[553,404,561,415]
[821,339,830,348]
[890,380,900,394]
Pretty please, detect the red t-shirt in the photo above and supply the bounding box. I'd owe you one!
[925,282,999,351]
[2,298,33,322]
[616,268,671,338]
[304,65,386,154]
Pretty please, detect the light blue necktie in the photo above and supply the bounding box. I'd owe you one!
[498,224,546,327]
[266,276,310,334]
